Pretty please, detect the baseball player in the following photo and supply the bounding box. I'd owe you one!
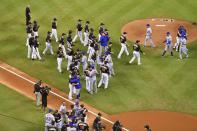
[89,65,98,94]
[51,18,58,42]
[88,36,96,61]
[59,33,67,57]
[117,32,129,59]
[179,36,189,60]
[43,31,54,55]
[174,26,187,52]
[84,66,91,93]
[99,32,110,55]
[144,24,155,47]
[81,52,88,74]
[45,109,55,131]
[28,32,34,59]
[162,32,173,57]
[32,36,42,60]
[33,20,39,37]
[57,47,64,73]
[53,110,62,131]
[129,40,144,65]
[25,5,31,25]
[66,48,73,71]
[68,73,76,100]
[73,19,84,44]
[84,21,90,46]
[67,30,74,48]
[98,23,105,41]
[98,61,110,89]
[105,51,115,76]
[74,76,82,99]
[33,80,42,106]
[26,22,32,46]
[144,124,152,131]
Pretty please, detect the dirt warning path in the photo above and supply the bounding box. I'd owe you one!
[1,61,197,131]
[122,18,197,46]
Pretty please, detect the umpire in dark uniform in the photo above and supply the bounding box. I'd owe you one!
[33,80,42,106]
[25,5,31,25]
[93,113,105,131]
[40,85,50,112]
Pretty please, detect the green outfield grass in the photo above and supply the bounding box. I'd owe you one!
[0,84,44,131]
[0,0,197,114]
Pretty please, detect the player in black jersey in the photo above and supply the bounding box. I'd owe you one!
[51,18,58,42]
[59,33,66,58]
[67,30,74,48]
[98,23,105,41]
[129,40,145,65]
[118,32,129,59]
[28,32,34,59]
[84,21,90,46]
[32,36,42,60]
[26,22,32,46]
[33,20,40,37]
[98,61,110,89]
[43,31,54,55]
[25,5,31,25]
[57,47,64,73]
[73,19,84,44]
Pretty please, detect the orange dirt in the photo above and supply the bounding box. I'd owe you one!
[121,18,197,46]
[1,61,197,131]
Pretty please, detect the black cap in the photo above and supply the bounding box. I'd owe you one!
[86,21,90,24]
[123,32,127,34]
[62,33,66,36]
[68,30,72,34]
[53,18,57,21]
[100,23,104,25]
[136,40,140,43]
[78,19,82,21]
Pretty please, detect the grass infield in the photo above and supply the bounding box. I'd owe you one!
[0,84,44,131]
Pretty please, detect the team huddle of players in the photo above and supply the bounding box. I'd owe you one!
[25,6,115,101]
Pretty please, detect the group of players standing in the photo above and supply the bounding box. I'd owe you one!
[25,5,115,101]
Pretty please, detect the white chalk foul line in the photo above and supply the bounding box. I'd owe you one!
[0,65,129,131]
[155,24,166,27]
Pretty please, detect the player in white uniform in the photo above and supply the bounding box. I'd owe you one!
[118,32,129,59]
[98,61,110,89]
[129,40,144,65]
[81,52,88,73]
[45,109,55,131]
[179,37,189,60]
[89,66,98,94]
[43,31,54,55]
[66,49,73,71]
[84,21,90,46]
[57,47,64,73]
[105,51,115,76]
[162,32,173,57]
[73,19,84,44]
[144,24,155,47]
[84,67,91,93]
[51,18,58,42]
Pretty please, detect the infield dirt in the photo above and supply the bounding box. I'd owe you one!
[1,61,197,131]
[122,18,197,46]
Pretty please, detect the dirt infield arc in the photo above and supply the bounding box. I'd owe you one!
[1,61,197,131]
[122,18,197,46]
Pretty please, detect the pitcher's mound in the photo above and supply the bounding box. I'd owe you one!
[122,18,197,46]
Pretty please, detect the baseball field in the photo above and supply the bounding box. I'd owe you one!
[0,0,197,130]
